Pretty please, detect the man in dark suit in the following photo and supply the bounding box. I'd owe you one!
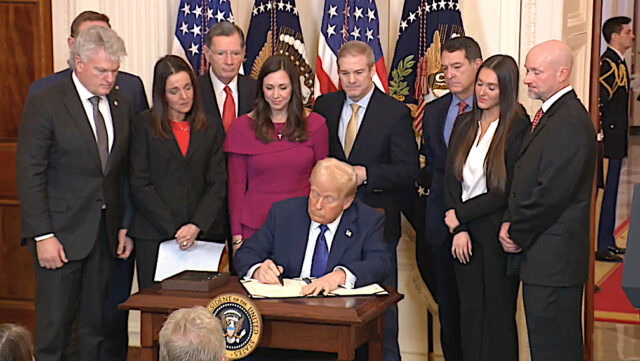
[16,26,133,361]
[500,40,596,361]
[596,16,635,262]
[313,41,418,361]
[27,11,148,115]
[198,22,256,260]
[235,157,390,295]
[25,12,148,361]
[419,36,482,361]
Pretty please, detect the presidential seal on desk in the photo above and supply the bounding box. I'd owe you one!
[207,293,262,359]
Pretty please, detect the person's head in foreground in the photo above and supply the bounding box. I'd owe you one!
[0,323,34,361]
[159,306,226,361]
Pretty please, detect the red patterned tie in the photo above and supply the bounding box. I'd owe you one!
[222,85,235,133]
[531,108,544,133]
[451,100,467,134]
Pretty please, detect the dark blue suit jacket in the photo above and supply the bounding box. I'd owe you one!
[421,93,453,246]
[27,68,149,116]
[234,197,391,287]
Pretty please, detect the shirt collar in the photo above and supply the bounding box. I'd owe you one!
[310,212,344,236]
[209,67,238,96]
[346,85,375,109]
[608,46,626,61]
[72,70,105,102]
[541,85,573,112]
[451,92,473,109]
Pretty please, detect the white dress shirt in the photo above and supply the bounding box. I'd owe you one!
[338,86,375,147]
[246,212,357,288]
[541,85,573,113]
[461,119,499,202]
[209,67,239,117]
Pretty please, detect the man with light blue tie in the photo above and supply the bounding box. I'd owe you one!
[419,36,482,361]
[234,157,390,296]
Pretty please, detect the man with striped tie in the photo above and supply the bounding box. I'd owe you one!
[233,157,390,296]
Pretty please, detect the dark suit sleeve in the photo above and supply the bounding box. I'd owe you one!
[131,76,149,115]
[16,97,55,238]
[509,119,593,249]
[233,205,277,276]
[338,213,390,287]
[190,124,227,234]
[129,116,181,236]
[366,104,419,189]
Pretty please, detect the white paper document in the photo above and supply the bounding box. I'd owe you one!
[154,240,225,282]
[241,278,388,298]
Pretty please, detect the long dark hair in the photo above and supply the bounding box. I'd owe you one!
[452,54,523,196]
[252,55,307,143]
[151,55,207,139]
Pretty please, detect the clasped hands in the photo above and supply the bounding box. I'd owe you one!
[175,223,200,250]
[253,259,346,296]
[445,210,521,264]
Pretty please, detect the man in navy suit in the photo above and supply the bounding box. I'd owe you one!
[234,158,390,296]
[420,36,482,361]
[25,11,148,361]
[27,11,149,116]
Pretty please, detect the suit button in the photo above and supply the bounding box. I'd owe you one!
[610,124,614,129]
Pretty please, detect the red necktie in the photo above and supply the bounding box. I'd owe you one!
[222,85,235,133]
[531,108,544,133]
[451,100,467,135]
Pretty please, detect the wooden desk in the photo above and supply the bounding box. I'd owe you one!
[120,277,402,361]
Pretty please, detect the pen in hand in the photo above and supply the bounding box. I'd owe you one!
[277,271,284,286]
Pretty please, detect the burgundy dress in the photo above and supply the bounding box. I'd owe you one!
[223,112,328,238]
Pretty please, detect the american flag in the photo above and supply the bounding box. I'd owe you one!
[388,0,464,138]
[314,0,389,99]
[171,0,234,75]
[244,0,314,106]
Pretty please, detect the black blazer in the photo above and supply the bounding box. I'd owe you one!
[444,109,530,232]
[128,111,227,241]
[421,93,454,245]
[234,197,391,287]
[599,47,629,159]
[508,90,596,286]
[17,74,131,260]
[197,72,256,137]
[312,88,420,242]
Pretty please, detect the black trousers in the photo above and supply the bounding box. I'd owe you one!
[416,239,463,361]
[454,223,519,361]
[33,213,113,361]
[135,239,162,291]
[523,283,584,361]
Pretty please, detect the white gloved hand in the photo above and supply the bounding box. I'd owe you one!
[630,74,640,92]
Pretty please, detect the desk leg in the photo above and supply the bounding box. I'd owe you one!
[337,326,356,361]
[367,315,384,361]
[140,312,158,361]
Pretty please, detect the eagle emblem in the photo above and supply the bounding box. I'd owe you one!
[219,309,247,344]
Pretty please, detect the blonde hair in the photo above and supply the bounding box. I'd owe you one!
[310,158,358,198]
[159,306,225,361]
[0,323,33,361]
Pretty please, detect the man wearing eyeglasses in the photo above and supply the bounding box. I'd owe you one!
[198,22,256,137]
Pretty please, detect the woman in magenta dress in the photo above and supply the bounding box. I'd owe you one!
[224,55,328,251]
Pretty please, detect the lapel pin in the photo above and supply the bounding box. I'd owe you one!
[115,85,120,90]
[345,229,352,238]
[113,100,119,107]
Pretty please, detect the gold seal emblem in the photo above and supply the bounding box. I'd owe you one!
[207,293,262,360]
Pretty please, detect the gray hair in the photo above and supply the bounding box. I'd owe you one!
[310,158,358,198]
[69,25,126,70]
[159,306,226,361]
[205,21,245,49]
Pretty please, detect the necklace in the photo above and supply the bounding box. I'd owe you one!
[274,122,285,140]
[173,121,189,132]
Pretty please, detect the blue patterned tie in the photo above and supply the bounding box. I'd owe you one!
[310,224,329,278]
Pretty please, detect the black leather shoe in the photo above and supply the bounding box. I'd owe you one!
[608,245,626,254]
[595,250,623,262]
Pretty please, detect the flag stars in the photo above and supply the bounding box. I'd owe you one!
[215,10,226,22]
[350,26,361,40]
[265,1,272,10]
[407,11,416,22]
[365,28,374,41]
[277,0,285,10]
[366,8,376,21]
[206,8,214,20]
[285,2,292,12]
[258,3,265,13]
[353,7,363,21]
[448,0,455,9]
[193,4,202,19]
[399,20,408,32]
[181,3,191,17]
[188,42,199,56]
[179,21,189,35]
[190,24,201,37]
[326,24,336,38]
[328,5,338,19]
[439,0,447,10]
[227,13,234,23]
[252,7,259,15]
